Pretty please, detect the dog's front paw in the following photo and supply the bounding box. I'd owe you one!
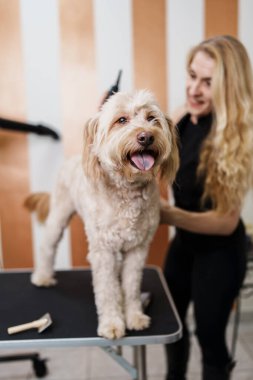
[126,311,150,331]
[31,270,57,287]
[98,316,125,340]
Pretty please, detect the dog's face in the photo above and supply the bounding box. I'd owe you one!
[83,90,179,185]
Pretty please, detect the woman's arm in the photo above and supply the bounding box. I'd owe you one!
[160,202,241,236]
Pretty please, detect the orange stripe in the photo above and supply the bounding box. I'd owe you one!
[205,0,238,38]
[0,0,33,268]
[70,215,90,267]
[59,0,98,267]
[132,0,169,267]
[132,0,167,110]
[59,0,98,157]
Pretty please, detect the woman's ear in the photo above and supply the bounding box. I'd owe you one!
[160,117,179,184]
[82,116,103,181]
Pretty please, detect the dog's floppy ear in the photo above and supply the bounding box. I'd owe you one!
[82,116,103,181]
[160,117,179,184]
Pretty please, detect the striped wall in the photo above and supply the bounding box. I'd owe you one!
[0,0,252,269]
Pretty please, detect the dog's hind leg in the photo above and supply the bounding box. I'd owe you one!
[88,248,125,339]
[31,189,74,287]
[121,247,151,331]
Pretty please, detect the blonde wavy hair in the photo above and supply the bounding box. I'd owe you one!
[186,35,253,213]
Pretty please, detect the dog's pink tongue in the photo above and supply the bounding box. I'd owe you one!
[131,152,155,171]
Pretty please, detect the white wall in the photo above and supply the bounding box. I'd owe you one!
[239,0,253,228]
[20,0,70,268]
[16,0,253,268]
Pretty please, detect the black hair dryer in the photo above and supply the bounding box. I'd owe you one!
[102,70,122,105]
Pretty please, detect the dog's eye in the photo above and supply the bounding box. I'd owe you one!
[147,115,155,122]
[117,117,128,124]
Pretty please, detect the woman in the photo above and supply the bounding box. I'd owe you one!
[161,35,253,380]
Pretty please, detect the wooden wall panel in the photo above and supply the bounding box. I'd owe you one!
[205,0,238,38]
[59,0,98,267]
[132,0,169,267]
[0,0,33,268]
[133,0,167,110]
[0,0,243,269]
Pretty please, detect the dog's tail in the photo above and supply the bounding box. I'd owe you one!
[24,192,50,223]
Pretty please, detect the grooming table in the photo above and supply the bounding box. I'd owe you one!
[0,266,182,380]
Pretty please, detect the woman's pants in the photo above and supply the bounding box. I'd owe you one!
[163,228,246,380]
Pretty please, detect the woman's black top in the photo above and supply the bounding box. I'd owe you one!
[173,113,245,249]
[173,113,212,212]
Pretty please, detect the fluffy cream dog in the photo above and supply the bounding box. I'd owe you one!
[25,90,178,340]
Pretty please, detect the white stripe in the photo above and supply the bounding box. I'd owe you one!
[238,0,253,66]
[166,0,204,113]
[238,0,253,227]
[93,0,133,94]
[166,0,204,237]
[20,0,71,269]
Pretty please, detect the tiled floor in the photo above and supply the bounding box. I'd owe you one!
[0,305,252,380]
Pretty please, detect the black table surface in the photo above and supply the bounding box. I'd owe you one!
[0,266,182,348]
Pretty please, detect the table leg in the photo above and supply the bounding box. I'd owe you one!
[133,345,147,380]
[102,346,138,379]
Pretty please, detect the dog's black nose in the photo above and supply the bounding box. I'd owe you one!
[137,132,154,147]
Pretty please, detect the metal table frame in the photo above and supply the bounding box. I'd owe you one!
[0,266,182,380]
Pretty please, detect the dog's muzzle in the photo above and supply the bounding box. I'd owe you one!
[128,131,157,171]
[137,131,154,147]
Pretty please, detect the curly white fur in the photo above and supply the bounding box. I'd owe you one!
[30,90,178,339]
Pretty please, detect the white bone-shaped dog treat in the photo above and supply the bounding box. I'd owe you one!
[8,313,52,335]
